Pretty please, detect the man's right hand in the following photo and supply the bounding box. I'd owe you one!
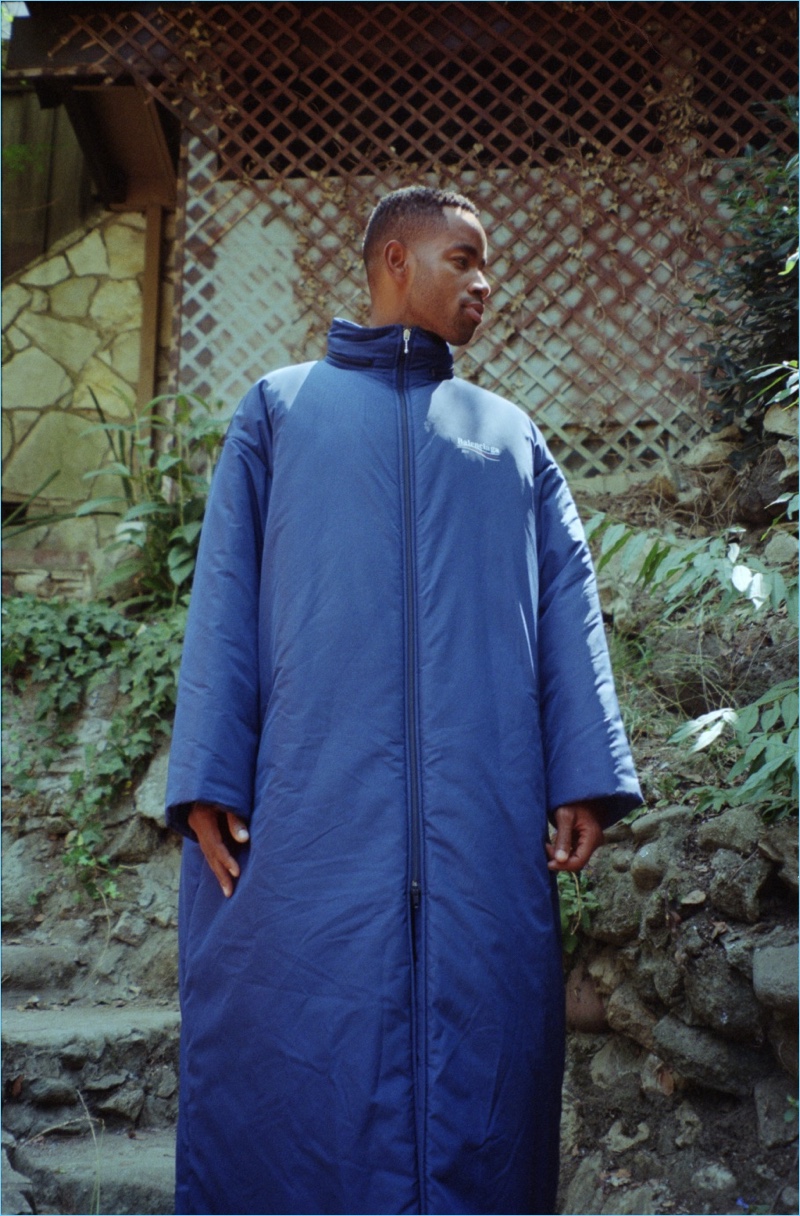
[188,803,250,898]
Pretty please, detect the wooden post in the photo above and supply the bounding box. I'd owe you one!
[137,202,163,410]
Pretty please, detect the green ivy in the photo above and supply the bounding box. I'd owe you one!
[692,96,798,453]
[557,871,600,955]
[586,515,798,822]
[3,596,186,898]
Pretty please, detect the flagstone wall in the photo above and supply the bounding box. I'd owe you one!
[2,209,175,597]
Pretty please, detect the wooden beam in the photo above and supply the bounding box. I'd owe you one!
[137,202,162,409]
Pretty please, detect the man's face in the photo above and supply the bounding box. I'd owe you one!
[402,207,491,346]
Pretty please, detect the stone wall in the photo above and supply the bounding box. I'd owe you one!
[2,208,175,599]
[558,805,798,1215]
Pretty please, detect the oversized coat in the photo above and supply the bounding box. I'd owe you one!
[166,320,642,1216]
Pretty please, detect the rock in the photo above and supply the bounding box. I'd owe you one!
[50,276,98,318]
[709,849,772,922]
[697,806,762,856]
[590,1037,646,1101]
[2,283,31,328]
[736,446,788,526]
[753,945,799,1013]
[562,1151,604,1215]
[587,948,628,996]
[84,1072,128,1091]
[154,1066,178,1099]
[26,1078,78,1107]
[1,944,82,993]
[96,1082,145,1122]
[14,1127,175,1216]
[588,878,643,946]
[758,820,799,894]
[763,403,798,438]
[694,1161,737,1195]
[108,815,160,864]
[652,1015,768,1096]
[606,983,657,1052]
[105,222,145,279]
[755,1074,800,1147]
[112,911,149,948]
[630,842,669,891]
[66,228,109,276]
[682,434,739,468]
[674,1101,701,1147]
[602,1119,650,1153]
[781,1185,800,1214]
[20,255,70,287]
[768,1015,798,1079]
[600,1183,659,1214]
[3,410,119,503]
[683,949,764,1040]
[1,346,71,412]
[600,819,632,844]
[89,279,142,330]
[566,961,607,1032]
[15,312,101,375]
[59,1043,89,1070]
[764,531,798,567]
[559,1088,582,1159]
[134,747,170,824]
[126,932,179,998]
[650,627,728,716]
[630,806,689,844]
[1,1149,33,1215]
[633,949,683,1008]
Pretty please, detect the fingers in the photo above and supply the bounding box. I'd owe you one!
[546,803,604,872]
[548,805,575,867]
[226,812,250,845]
[188,805,249,898]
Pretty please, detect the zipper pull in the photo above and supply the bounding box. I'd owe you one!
[411,880,421,910]
[403,327,411,355]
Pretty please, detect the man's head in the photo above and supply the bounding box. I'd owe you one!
[363,186,491,346]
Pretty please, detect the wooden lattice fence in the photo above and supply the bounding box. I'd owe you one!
[33,1,798,480]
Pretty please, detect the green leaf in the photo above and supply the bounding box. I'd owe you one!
[83,462,132,480]
[74,496,125,516]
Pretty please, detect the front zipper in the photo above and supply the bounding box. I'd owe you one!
[399,325,426,1212]
[399,327,422,913]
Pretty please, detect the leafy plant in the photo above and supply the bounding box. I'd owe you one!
[692,97,798,454]
[586,514,798,822]
[557,871,600,954]
[4,391,226,613]
[3,596,186,898]
[77,390,226,610]
[671,679,798,821]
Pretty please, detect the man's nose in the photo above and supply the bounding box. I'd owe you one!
[472,273,491,300]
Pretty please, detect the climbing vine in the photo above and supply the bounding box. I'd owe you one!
[3,597,186,899]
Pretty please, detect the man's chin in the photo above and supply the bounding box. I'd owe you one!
[442,320,481,348]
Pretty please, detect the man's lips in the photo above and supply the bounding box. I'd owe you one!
[464,303,484,325]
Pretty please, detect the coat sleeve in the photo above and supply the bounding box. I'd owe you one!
[532,427,642,828]
[165,382,272,839]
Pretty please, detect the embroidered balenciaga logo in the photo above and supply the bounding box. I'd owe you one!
[457,437,501,462]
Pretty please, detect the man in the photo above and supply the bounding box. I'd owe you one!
[166,186,641,1216]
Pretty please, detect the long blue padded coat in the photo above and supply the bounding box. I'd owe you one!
[166,320,642,1216]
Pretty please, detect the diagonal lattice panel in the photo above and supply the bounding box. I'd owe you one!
[24,1,798,480]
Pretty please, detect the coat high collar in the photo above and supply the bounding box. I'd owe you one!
[325,318,455,382]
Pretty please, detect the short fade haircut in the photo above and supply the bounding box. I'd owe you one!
[362,186,478,282]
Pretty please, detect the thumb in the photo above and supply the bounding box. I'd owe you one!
[552,805,575,863]
[226,812,250,843]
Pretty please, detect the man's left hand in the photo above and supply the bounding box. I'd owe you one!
[546,802,604,872]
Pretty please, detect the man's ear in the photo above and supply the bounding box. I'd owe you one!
[383,238,410,282]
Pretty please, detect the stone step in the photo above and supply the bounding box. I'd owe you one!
[1,944,84,997]
[8,1128,175,1215]
[2,1004,180,1141]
